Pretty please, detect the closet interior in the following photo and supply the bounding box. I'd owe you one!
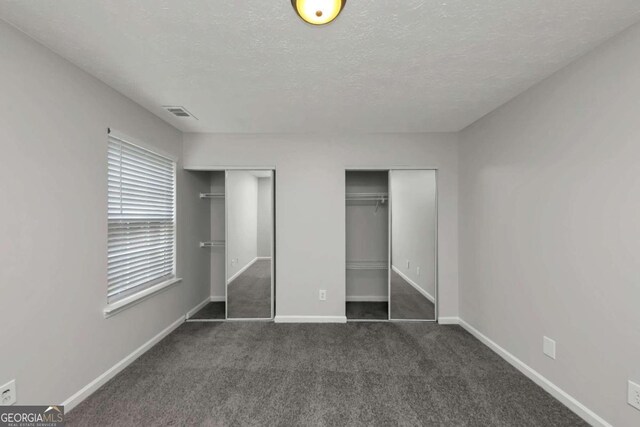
[345,171,390,320]
[186,169,275,321]
[188,171,226,320]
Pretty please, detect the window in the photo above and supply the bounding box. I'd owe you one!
[107,131,176,304]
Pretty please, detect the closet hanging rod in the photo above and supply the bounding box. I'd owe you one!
[345,192,388,201]
[200,192,225,199]
[346,261,388,270]
[199,240,226,248]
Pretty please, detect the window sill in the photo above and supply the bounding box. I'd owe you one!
[103,277,182,318]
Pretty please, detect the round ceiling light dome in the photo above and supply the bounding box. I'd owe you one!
[291,0,346,25]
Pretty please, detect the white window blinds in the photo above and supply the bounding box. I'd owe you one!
[107,132,176,303]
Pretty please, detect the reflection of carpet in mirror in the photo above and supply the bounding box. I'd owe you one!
[390,270,435,320]
[227,259,272,319]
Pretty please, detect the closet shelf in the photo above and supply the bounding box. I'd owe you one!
[346,261,388,270]
[199,240,225,248]
[200,192,225,199]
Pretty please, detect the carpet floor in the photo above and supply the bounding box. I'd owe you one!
[189,302,225,320]
[227,259,272,319]
[67,322,586,426]
[390,270,435,320]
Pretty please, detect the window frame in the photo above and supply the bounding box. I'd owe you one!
[104,129,181,317]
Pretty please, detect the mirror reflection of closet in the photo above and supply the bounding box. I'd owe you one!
[226,170,274,320]
[389,170,437,321]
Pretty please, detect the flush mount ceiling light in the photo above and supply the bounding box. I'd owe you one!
[291,0,346,25]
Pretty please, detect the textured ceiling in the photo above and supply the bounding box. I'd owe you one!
[1,1,640,133]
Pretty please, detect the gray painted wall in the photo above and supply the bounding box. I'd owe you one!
[257,177,272,258]
[390,170,437,299]
[459,22,640,427]
[0,21,208,406]
[226,171,258,281]
[183,134,459,319]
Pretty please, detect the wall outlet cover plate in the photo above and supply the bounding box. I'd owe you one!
[0,380,16,406]
[629,380,640,411]
[543,336,556,360]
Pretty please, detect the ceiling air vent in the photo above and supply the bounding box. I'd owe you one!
[162,106,197,119]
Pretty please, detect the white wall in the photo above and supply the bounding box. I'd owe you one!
[183,133,459,320]
[0,21,209,406]
[459,22,640,427]
[391,170,437,299]
[257,177,272,258]
[226,171,258,280]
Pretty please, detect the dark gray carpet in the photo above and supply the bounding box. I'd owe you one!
[67,322,586,426]
[227,259,272,319]
[390,270,436,320]
[346,301,388,320]
[189,302,225,320]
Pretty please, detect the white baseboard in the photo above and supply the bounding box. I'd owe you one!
[186,297,210,319]
[459,319,611,427]
[392,265,435,303]
[256,256,272,260]
[62,316,184,411]
[274,315,347,323]
[210,296,225,302]
[346,296,388,302]
[437,316,459,325]
[227,257,257,284]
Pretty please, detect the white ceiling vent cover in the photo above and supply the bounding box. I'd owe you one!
[162,106,197,119]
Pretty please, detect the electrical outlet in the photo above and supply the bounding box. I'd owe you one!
[319,290,327,301]
[543,336,556,360]
[416,266,420,276]
[629,380,640,411]
[1,380,16,406]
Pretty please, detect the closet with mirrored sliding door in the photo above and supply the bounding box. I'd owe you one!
[185,169,275,321]
[345,168,437,322]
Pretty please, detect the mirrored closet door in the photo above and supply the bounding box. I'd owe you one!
[389,170,437,321]
[226,170,274,320]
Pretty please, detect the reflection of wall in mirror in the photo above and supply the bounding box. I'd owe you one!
[391,170,437,301]
[226,171,259,281]
[257,177,272,258]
